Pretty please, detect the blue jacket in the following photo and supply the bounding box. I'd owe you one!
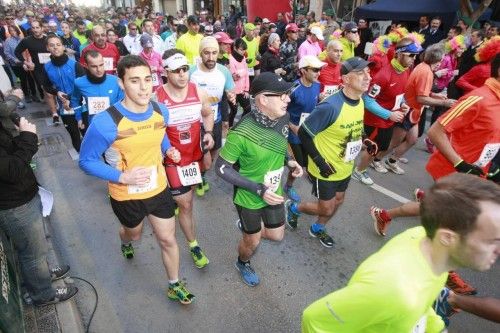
[43,58,86,115]
[71,74,125,122]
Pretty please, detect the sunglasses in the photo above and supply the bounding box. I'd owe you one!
[167,65,189,73]
[402,53,417,58]
[305,67,321,73]
[263,92,290,101]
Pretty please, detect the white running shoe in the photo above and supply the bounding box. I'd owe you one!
[352,168,374,185]
[370,160,388,173]
[384,159,405,175]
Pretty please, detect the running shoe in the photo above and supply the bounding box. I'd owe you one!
[190,246,209,268]
[370,206,392,236]
[285,199,299,229]
[121,243,134,259]
[167,282,195,304]
[384,159,405,175]
[414,188,425,203]
[284,184,301,202]
[52,114,61,126]
[398,157,409,164]
[352,168,374,185]
[370,160,388,173]
[202,179,210,191]
[236,219,243,232]
[433,287,458,327]
[195,184,205,196]
[309,226,334,248]
[235,261,260,287]
[50,264,70,281]
[446,271,477,295]
[425,137,435,154]
[33,285,78,307]
[174,206,179,216]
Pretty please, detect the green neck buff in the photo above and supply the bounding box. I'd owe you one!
[391,58,407,73]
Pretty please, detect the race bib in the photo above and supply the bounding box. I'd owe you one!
[264,167,284,192]
[38,53,51,64]
[475,143,500,167]
[247,67,255,76]
[211,104,219,121]
[392,93,405,111]
[177,163,202,186]
[62,108,75,115]
[344,140,362,162]
[299,112,310,126]
[103,57,114,71]
[152,73,160,86]
[411,315,427,333]
[87,96,110,115]
[127,166,158,194]
[323,85,339,96]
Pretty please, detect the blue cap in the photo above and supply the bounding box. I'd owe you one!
[396,42,423,54]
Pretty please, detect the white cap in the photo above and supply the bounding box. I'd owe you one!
[163,53,188,70]
[299,55,327,69]
[262,18,270,24]
[310,26,324,40]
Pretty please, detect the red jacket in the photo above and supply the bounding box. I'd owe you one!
[318,58,342,92]
[456,62,491,94]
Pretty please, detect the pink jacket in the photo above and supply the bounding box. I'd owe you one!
[435,54,458,91]
[139,49,164,88]
[229,55,250,94]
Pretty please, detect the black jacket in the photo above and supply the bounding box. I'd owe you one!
[421,28,446,49]
[260,48,282,73]
[0,120,39,210]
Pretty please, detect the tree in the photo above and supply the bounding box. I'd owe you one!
[459,0,493,25]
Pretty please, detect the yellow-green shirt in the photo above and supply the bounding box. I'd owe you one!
[176,32,204,65]
[242,36,259,68]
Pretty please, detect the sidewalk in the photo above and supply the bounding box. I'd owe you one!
[20,101,84,333]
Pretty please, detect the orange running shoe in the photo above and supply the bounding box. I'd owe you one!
[446,271,477,295]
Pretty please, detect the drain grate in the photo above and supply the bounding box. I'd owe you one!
[37,133,67,157]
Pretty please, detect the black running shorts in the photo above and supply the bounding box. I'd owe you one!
[235,203,285,234]
[110,188,176,228]
[309,174,351,201]
[364,125,394,152]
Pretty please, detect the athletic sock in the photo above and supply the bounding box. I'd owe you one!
[311,223,325,233]
[121,241,132,246]
[238,256,249,265]
[188,240,199,249]
[169,279,179,286]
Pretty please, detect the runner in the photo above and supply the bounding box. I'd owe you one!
[39,34,86,151]
[371,55,500,295]
[302,173,500,332]
[317,40,343,99]
[188,36,236,196]
[286,57,370,246]
[352,38,420,185]
[215,72,303,286]
[70,50,124,133]
[280,23,300,82]
[241,23,259,81]
[382,44,456,175]
[175,15,203,65]
[155,49,215,269]
[79,55,195,304]
[138,34,164,91]
[283,55,324,205]
[80,25,120,75]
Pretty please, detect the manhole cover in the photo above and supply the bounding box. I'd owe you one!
[30,110,51,119]
[37,133,67,157]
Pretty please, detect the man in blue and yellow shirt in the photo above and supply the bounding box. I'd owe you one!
[286,57,372,247]
[79,55,195,305]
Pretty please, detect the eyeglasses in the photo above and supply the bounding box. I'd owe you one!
[263,93,290,101]
[402,53,417,58]
[305,67,321,73]
[167,65,189,73]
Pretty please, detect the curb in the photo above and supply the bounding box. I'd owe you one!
[43,216,85,333]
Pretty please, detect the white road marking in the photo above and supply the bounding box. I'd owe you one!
[370,183,411,204]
